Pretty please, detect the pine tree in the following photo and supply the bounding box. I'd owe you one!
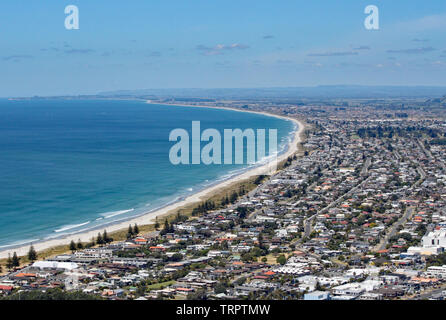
[6,254,13,271]
[126,225,134,239]
[69,240,77,252]
[97,233,103,245]
[230,191,238,203]
[103,230,109,243]
[77,239,84,250]
[154,217,160,230]
[160,219,170,235]
[133,224,139,235]
[258,233,264,250]
[28,245,37,262]
[12,252,20,267]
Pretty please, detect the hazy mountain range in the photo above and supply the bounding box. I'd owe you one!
[97,86,446,100]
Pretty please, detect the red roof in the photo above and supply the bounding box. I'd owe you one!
[15,273,36,278]
[0,285,13,291]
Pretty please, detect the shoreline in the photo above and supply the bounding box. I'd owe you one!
[0,103,305,259]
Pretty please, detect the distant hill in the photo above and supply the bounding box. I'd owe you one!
[426,95,446,106]
[97,86,446,100]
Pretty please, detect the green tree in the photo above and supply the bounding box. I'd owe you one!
[96,233,104,245]
[236,207,248,219]
[170,253,183,262]
[76,239,84,250]
[11,252,20,268]
[187,288,207,300]
[133,224,139,235]
[69,240,77,253]
[103,230,112,243]
[27,246,37,262]
[160,219,170,235]
[127,225,134,239]
[6,254,13,271]
[254,175,266,185]
[230,191,238,204]
[276,254,287,265]
[214,282,227,294]
[136,285,147,297]
[258,233,264,248]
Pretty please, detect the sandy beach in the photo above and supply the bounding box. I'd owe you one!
[0,104,305,259]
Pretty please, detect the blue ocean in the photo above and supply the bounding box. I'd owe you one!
[0,99,295,248]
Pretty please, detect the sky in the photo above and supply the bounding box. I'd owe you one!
[0,0,445,97]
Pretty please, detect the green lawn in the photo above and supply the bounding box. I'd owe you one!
[147,280,176,291]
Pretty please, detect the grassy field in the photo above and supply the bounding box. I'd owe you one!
[146,280,176,291]
[262,252,293,265]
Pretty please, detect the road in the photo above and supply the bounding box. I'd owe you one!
[418,138,446,171]
[413,166,426,188]
[374,206,415,251]
[303,176,372,238]
[406,283,446,300]
[302,157,373,239]
[360,157,371,176]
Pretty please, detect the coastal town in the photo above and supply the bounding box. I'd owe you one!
[1,95,446,301]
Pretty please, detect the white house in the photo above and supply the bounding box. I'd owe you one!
[32,261,78,271]
[422,230,446,249]
[426,266,446,278]
[304,291,330,300]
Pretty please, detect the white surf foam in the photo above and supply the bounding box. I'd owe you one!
[54,221,91,233]
[100,208,135,219]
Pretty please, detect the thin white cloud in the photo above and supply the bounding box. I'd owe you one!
[307,51,358,57]
[196,43,250,56]
[396,14,446,31]
[2,55,34,62]
[387,47,436,54]
[353,46,371,50]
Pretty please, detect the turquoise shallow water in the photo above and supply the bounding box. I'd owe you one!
[0,99,295,248]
